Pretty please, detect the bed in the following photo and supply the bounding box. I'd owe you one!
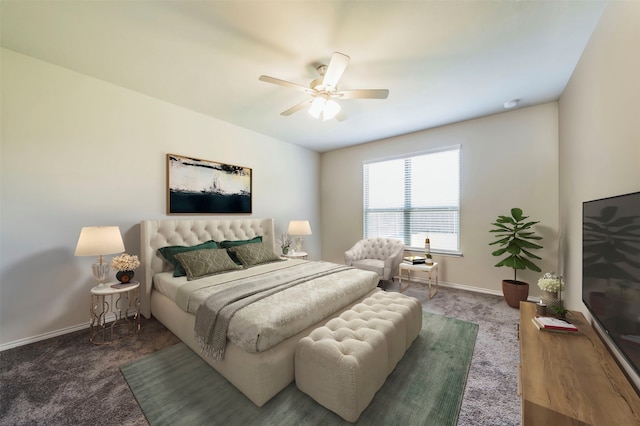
[140,218,380,406]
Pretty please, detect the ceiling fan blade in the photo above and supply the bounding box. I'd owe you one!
[337,89,389,99]
[259,75,312,93]
[322,52,350,90]
[281,100,312,116]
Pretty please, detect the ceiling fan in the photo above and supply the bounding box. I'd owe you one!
[259,52,389,121]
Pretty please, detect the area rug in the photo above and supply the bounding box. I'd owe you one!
[121,312,478,426]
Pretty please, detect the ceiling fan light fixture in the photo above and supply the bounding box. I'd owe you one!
[310,77,325,91]
[259,52,389,120]
[308,97,325,119]
[323,99,341,121]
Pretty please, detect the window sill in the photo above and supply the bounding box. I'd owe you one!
[404,249,463,258]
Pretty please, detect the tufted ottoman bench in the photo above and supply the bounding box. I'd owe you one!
[295,291,422,422]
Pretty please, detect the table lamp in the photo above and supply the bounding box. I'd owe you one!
[75,226,125,286]
[288,220,312,253]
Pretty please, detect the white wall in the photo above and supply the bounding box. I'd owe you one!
[320,103,560,295]
[558,2,640,387]
[0,48,320,348]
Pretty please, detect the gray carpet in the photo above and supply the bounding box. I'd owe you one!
[0,283,520,425]
[121,312,478,425]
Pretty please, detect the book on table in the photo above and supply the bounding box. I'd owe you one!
[532,316,579,333]
[111,281,139,289]
[403,256,426,264]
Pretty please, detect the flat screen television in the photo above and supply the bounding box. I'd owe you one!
[583,191,640,389]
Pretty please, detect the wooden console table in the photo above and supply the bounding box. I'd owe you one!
[518,301,640,425]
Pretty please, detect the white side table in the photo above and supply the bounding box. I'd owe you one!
[282,251,308,260]
[89,281,141,344]
[398,262,439,299]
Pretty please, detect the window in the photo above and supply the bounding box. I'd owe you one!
[363,146,460,254]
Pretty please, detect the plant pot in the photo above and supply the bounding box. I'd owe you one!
[116,270,134,283]
[541,290,561,311]
[502,280,529,309]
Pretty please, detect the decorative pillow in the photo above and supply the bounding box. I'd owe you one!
[174,248,242,281]
[219,236,263,264]
[227,242,283,267]
[157,240,219,277]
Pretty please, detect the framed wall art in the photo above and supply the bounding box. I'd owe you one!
[167,154,252,214]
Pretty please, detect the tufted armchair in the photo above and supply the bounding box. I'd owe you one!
[344,238,405,287]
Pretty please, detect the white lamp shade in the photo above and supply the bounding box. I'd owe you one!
[75,226,125,256]
[322,99,341,120]
[308,97,341,121]
[308,97,325,119]
[288,220,312,236]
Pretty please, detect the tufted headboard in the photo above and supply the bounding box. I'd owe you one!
[139,218,276,318]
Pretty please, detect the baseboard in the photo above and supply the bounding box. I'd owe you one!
[393,275,538,302]
[437,280,503,297]
[0,323,87,352]
[0,312,118,352]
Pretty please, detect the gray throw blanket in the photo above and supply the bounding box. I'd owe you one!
[194,262,351,360]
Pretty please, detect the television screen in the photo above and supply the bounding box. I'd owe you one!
[583,191,640,381]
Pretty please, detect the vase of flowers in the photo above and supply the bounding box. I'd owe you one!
[278,234,292,255]
[110,253,140,283]
[537,272,566,317]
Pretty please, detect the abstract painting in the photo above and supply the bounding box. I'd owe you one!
[167,154,252,214]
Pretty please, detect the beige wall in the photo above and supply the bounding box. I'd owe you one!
[0,49,320,348]
[558,1,640,386]
[320,103,560,296]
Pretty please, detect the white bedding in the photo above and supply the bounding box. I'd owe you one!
[154,258,379,353]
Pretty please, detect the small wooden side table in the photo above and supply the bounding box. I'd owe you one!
[89,281,141,344]
[398,262,439,299]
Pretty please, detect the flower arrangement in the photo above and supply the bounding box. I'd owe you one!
[278,234,292,250]
[110,253,140,271]
[538,272,568,318]
[537,272,564,293]
[277,234,292,254]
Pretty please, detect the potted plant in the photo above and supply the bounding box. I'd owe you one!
[489,208,543,308]
[278,234,292,255]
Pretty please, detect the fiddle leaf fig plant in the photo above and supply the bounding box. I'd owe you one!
[490,208,543,282]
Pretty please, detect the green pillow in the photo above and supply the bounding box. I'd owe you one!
[174,248,242,281]
[227,242,283,267]
[157,240,219,277]
[219,236,263,264]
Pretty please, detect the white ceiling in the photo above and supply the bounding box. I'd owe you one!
[1,1,607,153]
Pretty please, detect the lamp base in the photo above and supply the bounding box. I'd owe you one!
[92,261,110,286]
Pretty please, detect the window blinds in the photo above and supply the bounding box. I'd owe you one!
[363,147,460,253]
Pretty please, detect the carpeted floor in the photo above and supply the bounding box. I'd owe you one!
[0,282,520,425]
